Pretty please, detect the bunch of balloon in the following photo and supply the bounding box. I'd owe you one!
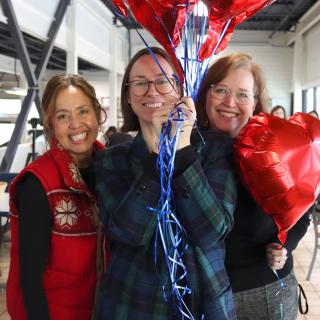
[111,0,275,99]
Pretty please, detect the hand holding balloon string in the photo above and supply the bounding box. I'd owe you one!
[150,96,196,154]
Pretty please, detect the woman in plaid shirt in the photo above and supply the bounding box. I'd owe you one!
[94,47,237,319]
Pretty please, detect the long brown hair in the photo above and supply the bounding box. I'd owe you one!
[121,47,183,132]
[42,74,106,141]
[195,52,269,129]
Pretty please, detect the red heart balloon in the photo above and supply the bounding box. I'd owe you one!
[199,0,275,60]
[234,113,320,245]
[111,0,194,82]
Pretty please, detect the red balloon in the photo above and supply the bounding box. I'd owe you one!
[111,0,194,82]
[199,0,276,60]
[234,113,320,245]
[111,0,275,82]
[111,0,128,18]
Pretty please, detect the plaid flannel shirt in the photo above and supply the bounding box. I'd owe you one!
[94,131,237,320]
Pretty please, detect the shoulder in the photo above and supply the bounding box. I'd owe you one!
[191,129,234,160]
[95,141,133,171]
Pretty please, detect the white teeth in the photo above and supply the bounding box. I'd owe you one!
[143,103,163,108]
[70,132,87,142]
[219,111,237,118]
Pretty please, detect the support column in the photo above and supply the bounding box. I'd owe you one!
[109,71,118,127]
[109,44,118,127]
[0,0,70,172]
[66,0,78,74]
[292,31,304,113]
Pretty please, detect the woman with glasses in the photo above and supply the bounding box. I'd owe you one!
[94,47,237,319]
[196,53,310,320]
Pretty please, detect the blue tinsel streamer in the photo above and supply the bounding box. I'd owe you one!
[273,269,286,319]
[155,106,196,319]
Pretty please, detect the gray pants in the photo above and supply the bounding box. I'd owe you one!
[233,271,298,320]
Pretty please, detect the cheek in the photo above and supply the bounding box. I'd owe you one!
[89,117,99,134]
[52,120,64,136]
[245,103,255,118]
[205,94,216,115]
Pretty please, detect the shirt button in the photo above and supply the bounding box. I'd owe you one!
[183,192,191,199]
[139,184,147,190]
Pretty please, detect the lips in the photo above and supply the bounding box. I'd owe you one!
[70,131,88,142]
[143,102,164,108]
[217,109,239,118]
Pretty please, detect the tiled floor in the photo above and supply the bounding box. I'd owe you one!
[0,223,319,319]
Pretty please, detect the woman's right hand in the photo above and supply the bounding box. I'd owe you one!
[150,97,196,153]
[266,242,288,270]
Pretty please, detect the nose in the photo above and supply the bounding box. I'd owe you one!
[146,81,158,96]
[69,114,81,128]
[223,92,237,106]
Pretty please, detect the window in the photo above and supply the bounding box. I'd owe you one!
[306,88,314,112]
[316,87,320,114]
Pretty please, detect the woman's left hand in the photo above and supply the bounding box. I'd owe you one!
[266,242,288,270]
[175,97,196,150]
[151,96,196,152]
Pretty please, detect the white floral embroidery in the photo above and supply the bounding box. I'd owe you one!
[69,163,81,183]
[55,198,79,228]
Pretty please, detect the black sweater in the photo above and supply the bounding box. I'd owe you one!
[225,182,311,293]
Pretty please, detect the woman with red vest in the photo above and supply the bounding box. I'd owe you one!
[6,75,107,320]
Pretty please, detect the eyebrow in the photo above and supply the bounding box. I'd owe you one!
[55,105,89,113]
[217,83,251,92]
[131,73,172,80]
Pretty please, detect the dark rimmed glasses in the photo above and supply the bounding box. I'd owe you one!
[126,77,177,97]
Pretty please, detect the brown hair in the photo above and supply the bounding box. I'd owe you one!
[195,52,269,129]
[42,74,106,141]
[271,105,286,118]
[121,47,183,132]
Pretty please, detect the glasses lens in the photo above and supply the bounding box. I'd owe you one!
[130,80,148,96]
[236,92,251,104]
[211,86,228,100]
[155,78,175,94]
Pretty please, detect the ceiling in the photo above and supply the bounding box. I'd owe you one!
[102,0,318,32]
[0,22,102,72]
[0,0,318,73]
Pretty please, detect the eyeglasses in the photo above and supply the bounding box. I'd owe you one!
[126,78,177,97]
[210,84,256,105]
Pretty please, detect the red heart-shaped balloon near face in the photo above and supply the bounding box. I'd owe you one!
[234,113,320,245]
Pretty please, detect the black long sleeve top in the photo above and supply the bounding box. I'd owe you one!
[225,182,311,293]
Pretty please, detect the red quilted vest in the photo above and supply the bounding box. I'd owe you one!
[6,139,105,320]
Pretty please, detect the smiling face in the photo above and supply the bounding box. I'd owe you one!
[52,86,99,167]
[127,54,179,130]
[205,68,256,137]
